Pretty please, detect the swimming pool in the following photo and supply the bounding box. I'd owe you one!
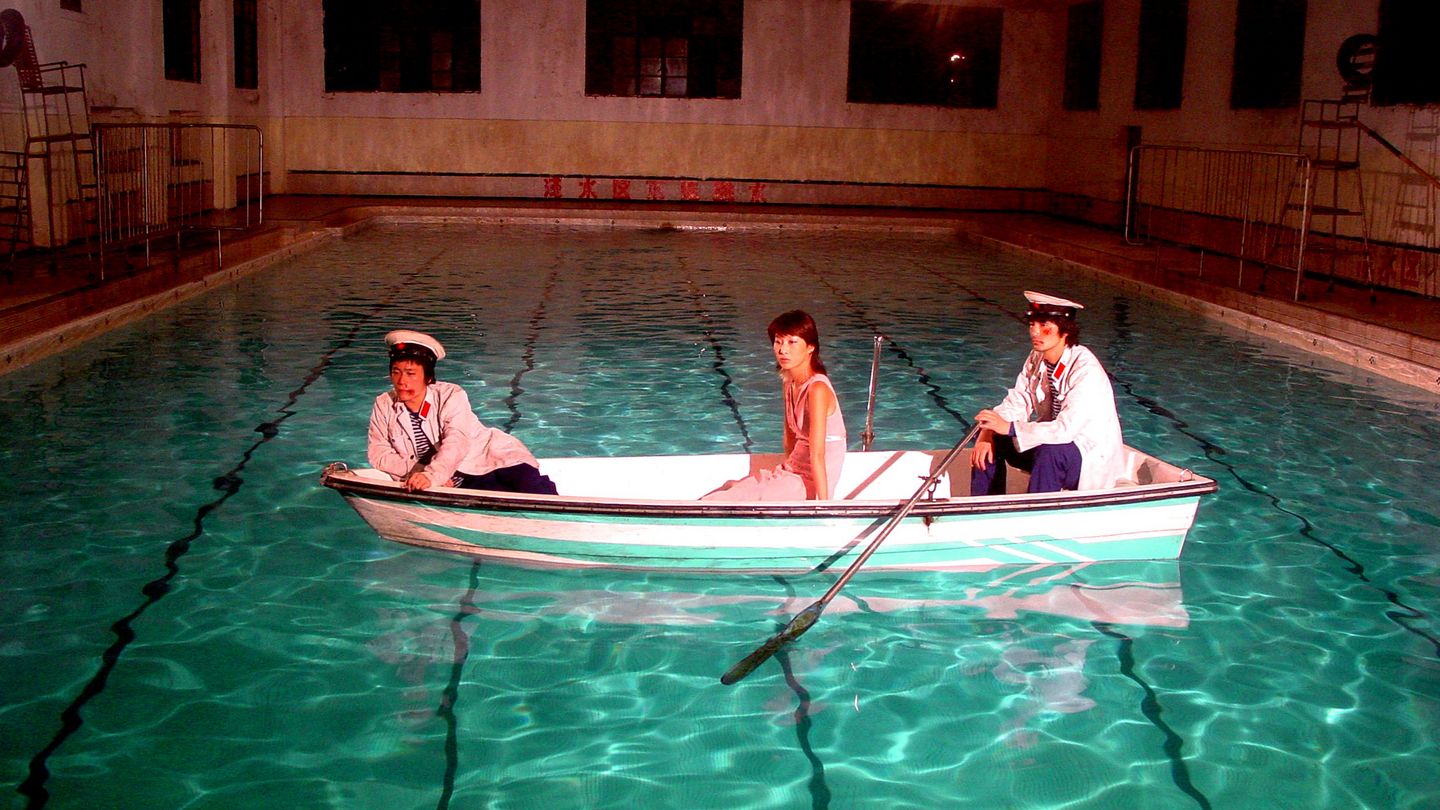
[2,223,1437,809]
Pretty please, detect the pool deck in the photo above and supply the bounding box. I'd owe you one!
[2,195,1438,394]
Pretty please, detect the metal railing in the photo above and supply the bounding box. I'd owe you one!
[93,123,263,270]
[1125,145,1314,299]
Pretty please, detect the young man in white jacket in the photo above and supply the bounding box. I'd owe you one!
[368,330,557,495]
[970,292,1125,494]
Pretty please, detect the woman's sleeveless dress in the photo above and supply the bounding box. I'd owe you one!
[703,373,846,501]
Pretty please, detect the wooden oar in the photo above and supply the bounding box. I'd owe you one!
[720,423,983,685]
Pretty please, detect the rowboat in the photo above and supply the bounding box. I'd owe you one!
[320,445,1215,573]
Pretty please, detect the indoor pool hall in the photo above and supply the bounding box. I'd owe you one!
[2,2,1439,808]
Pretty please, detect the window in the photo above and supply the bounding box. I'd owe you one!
[585,0,743,99]
[1134,0,1186,110]
[1372,0,1440,105]
[1230,0,1305,109]
[323,0,481,92]
[163,0,201,83]
[234,0,258,90]
[61,0,82,11]
[1063,1,1103,111]
[847,1,1003,109]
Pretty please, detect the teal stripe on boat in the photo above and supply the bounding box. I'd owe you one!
[427,524,1189,571]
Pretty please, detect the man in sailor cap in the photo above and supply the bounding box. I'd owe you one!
[970,292,1125,494]
[367,329,557,494]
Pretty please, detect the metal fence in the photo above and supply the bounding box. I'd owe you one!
[1125,145,1313,299]
[93,123,263,267]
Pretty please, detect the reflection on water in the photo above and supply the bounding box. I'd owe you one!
[360,555,1188,755]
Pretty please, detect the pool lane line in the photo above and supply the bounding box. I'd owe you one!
[1093,622,1214,810]
[17,248,451,808]
[1105,298,1440,660]
[447,260,560,806]
[772,255,973,758]
[436,560,485,810]
[777,649,834,810]
[819,262,1212,801]
[678,257,754,451]
[928,265,1440,658]
[18,327,360,808]
[501,261,560,434]
[793,255,972,430]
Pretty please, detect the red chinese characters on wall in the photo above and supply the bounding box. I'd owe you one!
[540,177,769,203]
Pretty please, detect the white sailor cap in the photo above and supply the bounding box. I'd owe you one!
[1023,291,1084,320]
[385,330,446,362]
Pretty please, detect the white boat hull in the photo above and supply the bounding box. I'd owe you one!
[323,448,1215,573]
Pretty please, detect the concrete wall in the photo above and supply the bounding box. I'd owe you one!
[271,0,1057,204]
[0,0,1433,243]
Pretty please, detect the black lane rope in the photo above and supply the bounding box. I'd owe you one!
[436,560,485,810]
[928,259,1432,650]
[1093,623,1213,810]
[679,257,754,451]
[16,249,447,808]
[777,649,833,810]
[840,260,1212,805]
[1103,298,1440,659]
[501,262,561,433]
[747,256,971,775]
[437,264,560,805]
[793,256,971,429]
[739,257,975,805]
[927,261,1438,798]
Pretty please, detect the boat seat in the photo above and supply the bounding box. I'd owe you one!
[348,452,954,502]
[836,450,950,501]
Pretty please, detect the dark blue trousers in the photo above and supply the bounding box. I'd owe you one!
[970,434,1082,495]
[453,463,558,495]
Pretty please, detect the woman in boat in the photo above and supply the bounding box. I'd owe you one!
[703,310,846,501]
[970,291,1125,494]
[368,329,558,495]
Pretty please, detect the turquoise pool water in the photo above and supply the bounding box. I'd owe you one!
[2,224,1438,809]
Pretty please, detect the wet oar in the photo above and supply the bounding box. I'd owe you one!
[721,423,983,685]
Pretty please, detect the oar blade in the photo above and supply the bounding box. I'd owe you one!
[720,603,823,685]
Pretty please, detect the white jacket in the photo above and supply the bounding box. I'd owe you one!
[367,381,538,485]
[992,344,1125,490]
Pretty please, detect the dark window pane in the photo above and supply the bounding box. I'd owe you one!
[847,1,1003,109]
[163,0,201,83]
[1230,0,1305,109]
[323,0,481,93]
[585,0,743,99]
[1134,0,1185,110]
[234,0,259,90]
[1372,0,1440,105]
[1064,1,1103,111]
